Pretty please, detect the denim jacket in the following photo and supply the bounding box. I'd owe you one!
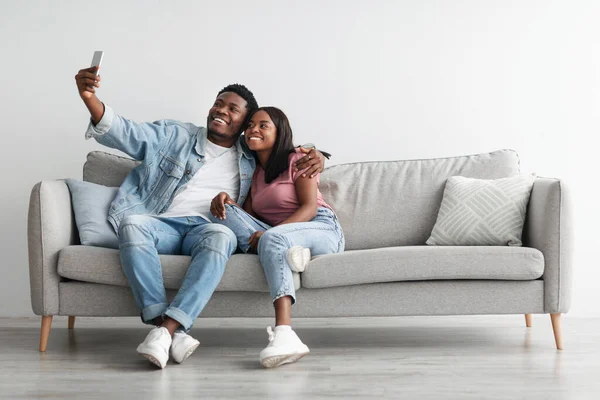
[85,105,256,234]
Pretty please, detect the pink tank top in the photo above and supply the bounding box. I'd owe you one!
[251,149,332,226]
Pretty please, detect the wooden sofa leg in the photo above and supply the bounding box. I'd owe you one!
[40,316,53,352]
[550,313,563,350]
[68,316,76,330]
[525,314,532,327]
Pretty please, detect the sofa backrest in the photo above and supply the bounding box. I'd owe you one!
[83,151,140,186]
[83,149,520,251]
[318,150,520,250]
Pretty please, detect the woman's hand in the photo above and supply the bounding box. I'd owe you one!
[248,231,264,253]
[210,192,235,219]
[294,147,326,178]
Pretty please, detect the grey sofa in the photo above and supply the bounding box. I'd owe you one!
[28,149,571,352]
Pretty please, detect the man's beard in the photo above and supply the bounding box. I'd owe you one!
[207,126,241,144]
[207,127,226,138]
[207,117,232,139]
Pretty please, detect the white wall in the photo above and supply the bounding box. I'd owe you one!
[1,0,597,317]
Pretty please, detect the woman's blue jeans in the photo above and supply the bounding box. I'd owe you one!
[209,206,345,304]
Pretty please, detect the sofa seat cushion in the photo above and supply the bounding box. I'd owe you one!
[57,245,300,292]
[301,246,544,289]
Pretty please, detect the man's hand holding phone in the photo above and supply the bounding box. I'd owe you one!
[75,50,103,100]
[75,51,105,124]
[75,66,102,100]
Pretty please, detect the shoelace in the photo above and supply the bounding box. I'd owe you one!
[266,326,275,342]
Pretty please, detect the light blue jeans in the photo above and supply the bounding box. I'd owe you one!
[209,206,345,304]
[118,214,237,331]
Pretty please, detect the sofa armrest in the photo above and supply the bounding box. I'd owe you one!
[28,180,78,315]
[523,177,572,314]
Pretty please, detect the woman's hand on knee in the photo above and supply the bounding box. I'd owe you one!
[248,230,264,253]
[210,192,235,220]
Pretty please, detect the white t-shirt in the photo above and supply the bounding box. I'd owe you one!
[160,140,240,220]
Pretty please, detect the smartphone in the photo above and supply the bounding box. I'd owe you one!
[90,51,104,76]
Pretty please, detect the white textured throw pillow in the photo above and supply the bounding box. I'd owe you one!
[426,174,535,246]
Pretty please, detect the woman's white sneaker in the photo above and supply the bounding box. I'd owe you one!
[136,327,172,369]
[286,246,311,272]
[171,331,200,364]
[259,326,310,368]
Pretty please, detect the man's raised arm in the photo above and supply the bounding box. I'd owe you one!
[74,66,171,161]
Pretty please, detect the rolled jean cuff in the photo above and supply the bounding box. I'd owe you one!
[273,292,296,305]
[141,303,168,324]
[164,307,193,332]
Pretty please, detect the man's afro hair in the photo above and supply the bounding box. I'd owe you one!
[218,84,258,111]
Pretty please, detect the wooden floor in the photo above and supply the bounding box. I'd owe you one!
[0,315,598,399]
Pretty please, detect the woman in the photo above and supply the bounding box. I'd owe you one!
[209,106,344,368]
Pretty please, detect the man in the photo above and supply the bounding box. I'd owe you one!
[74,66,326,368]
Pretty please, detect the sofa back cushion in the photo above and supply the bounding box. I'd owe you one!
[318,149,520,250]
[83,151,140,186]
[83,149,520,251]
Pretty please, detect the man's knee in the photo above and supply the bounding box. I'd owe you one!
[194,224,237,254]
[118,214,153,241]
[209,224,237,245]
[120,214,153,228]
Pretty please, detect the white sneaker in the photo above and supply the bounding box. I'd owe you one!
[136,327,172,369]
[259,326,310,368]
[286,246,311,272]
[171,331,200,364]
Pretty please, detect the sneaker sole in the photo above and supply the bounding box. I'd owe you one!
[286,247,310,273]
[261,351,309,368]
[174,342,200,364]
[139,353,166,369]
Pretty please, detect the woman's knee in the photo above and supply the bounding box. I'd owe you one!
[209,204,241,225]
[258,230,292,259]
[258,230,280,250]
[223,203,247,223]
[208,203,234,223]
